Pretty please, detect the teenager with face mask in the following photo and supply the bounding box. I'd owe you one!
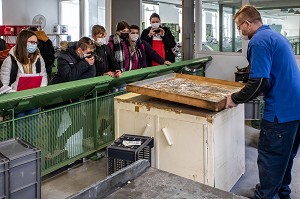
[50,37,96,84]
[91,25,121,77]
[0,30,48,117]
[108,21,137,71]
[1,29,48,91]
[140,13,176,66]
[130,25,171,69]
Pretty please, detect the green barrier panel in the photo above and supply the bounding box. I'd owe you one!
[0,57,211,113]
[5,91,125,176]
[0,57,212,176]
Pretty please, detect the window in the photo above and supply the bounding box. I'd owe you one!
[250,1,300,55]
[85,0,106,37]
[200,0,242,53]
[60,0,80,41]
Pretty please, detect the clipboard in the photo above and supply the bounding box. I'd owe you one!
[17,74,42,91]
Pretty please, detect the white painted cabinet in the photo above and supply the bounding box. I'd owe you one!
[114,93,245,191]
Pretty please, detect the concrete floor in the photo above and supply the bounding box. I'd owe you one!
[231,124,300,198]
[42,123,300,199]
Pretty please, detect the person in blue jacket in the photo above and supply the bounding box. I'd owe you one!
[129,24,171,69]
[50,37,96,84]
[226,5,300,199]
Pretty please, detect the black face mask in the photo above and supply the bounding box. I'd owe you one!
[120,32,129,40]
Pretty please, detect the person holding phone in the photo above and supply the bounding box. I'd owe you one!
[141,13,176,66]
[50,37,96,84]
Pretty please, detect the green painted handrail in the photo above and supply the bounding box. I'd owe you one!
[0,57,212,113]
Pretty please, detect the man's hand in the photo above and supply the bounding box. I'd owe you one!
[114,70,122,78]
[164,61,171,65]
[226,94,237,109]
[85,56,95,65]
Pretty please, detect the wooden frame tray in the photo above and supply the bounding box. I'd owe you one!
[126,73,244,111]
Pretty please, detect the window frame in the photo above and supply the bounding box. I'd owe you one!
[195,0,300,58]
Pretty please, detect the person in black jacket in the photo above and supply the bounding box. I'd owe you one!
[50,37,96,84]
[129,25,171,69]
[28,27,55,75]
[91,25,121,77]
[140,13,176,66]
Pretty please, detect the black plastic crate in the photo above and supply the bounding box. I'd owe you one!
[107,134,154,175]
[0,154,9,199]
[0,138,41,199]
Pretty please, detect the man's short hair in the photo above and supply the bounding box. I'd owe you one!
[129,25,140,32]
[76,37,95,51]
[92,25,106,36]
[233,5,262,24]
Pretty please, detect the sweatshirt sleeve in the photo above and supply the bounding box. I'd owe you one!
[107,46,120,71]
[162,27,176,49]
[141,28,152,44]
[0,56,12,86]
[143,41,165,65]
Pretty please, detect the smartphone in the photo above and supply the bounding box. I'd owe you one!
[153,29,160,33]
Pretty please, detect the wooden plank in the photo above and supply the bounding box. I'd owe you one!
[127,73,244,111]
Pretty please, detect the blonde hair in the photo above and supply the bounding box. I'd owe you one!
[60,41,69,51]
[233,5,262,24]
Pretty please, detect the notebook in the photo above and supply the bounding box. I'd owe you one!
[17,74,42,91]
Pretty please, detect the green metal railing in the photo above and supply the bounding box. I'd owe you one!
[0,57,212,176]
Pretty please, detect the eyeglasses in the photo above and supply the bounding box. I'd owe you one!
[237,20,253,30]
[27,41,38,45]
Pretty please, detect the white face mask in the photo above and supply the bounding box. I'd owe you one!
[96,37,105,45]
[239,30,249,40]
[130,34,139,42]
[151,23,160,29]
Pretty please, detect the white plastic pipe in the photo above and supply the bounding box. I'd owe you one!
[162,128,173,146]
[142,124,151,136]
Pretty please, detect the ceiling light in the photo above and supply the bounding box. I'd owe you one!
[288,8,295,14]
[295,10,300,15]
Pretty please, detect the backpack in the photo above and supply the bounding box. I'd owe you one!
[38,39,55,73]
[0,39,6,51]
[9,55,41,86]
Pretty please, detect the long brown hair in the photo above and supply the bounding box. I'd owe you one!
[14,30,39,65]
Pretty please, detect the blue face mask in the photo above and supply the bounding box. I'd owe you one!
[27,43,37,53]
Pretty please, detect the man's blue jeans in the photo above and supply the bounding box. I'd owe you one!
[252,119,300,199]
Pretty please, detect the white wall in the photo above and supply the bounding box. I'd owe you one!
[159,3,179,24]
[2,0,58,34]
[111,0,141,33]
[197,53,248,81]
[197,53,300,81]
[282,16,300,37]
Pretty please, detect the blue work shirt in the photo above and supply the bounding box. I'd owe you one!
[247,25,300,123]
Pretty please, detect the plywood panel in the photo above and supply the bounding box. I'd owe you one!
[127,73,244,111]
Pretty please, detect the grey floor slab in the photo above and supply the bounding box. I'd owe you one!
[42,123,300,199]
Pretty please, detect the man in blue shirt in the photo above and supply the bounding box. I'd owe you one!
[226,5,300,199]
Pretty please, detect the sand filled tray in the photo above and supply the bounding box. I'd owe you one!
[126,73,244,111]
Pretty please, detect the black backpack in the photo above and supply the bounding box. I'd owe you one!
[9,55,41,86]
[0,39,6,51]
